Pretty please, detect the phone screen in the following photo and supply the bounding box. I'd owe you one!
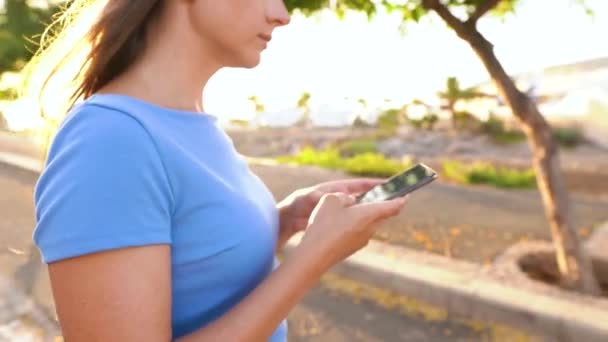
[356,163,438,203]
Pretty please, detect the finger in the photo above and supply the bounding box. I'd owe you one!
[316,178,385,194]
[306,189,325,205]
[332,192,357,207]
[340,178,386,194]
[353,196,408,223]
[318,193,340,206]
[318,192,353,208]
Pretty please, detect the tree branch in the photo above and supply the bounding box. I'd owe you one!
[421,0,467,36]
[422,0,496,64]
[466,0,501,25]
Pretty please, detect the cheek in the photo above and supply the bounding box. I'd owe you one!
[185,0,262,66]
[188,2,253,46]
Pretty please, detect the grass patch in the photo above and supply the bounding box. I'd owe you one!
[277,146,408,178]
[442,160,536,189]
[369,128,396,140]
[553,127,583,148]
[408,113,439,130]
[337,138,378,156]
[492,130,526,144]
[490,127,584,148]
[481,114,584,148]
[377,108,402,134]
[341,153,405,177]
[481,115,526,145]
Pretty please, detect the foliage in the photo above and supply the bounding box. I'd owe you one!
[278,146,343,169]
[352,115,372,128]
[492,130,526,144]
[284,0,521,22]
[0,87,18,101]
[341,152,406,177]
[228,119,250,128]
[295,91,312,126]
[407,113,439,130]
[370,128,396,140]
[480,114,505,135]
[337,138,378,157]
[297,91,311,109]
[277,146,408,178]
[553,127,584,148]
[438,77,488,129]
[0,0,62,72]
[439,77,484,103]
[481,114,526,144]
[452,111,481,130]
[377,108,403,133]
[279,147,538,188]
[246,95,266,113]
[442,160,536,189]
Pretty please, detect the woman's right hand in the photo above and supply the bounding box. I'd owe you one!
[296,193,408,271]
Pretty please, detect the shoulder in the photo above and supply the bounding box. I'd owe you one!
[38,99,173,202]
[35,99,175,226]
[48,99,160,165]
[33,99,175,263]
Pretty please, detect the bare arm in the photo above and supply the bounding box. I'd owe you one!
[49,243,326,342]
[49,194,405,342]
[48,245,173,342]
[177,242,326,342]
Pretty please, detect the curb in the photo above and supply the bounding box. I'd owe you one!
[285,235,608,342]
[0,152,43,174]
[3,151,608,341]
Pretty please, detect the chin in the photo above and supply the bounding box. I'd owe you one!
[240,54,262,69]
[226,50,262,69]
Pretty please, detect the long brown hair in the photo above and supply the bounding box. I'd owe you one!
[21,0,163,162]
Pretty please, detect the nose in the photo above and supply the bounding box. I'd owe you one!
[267,0,291,26]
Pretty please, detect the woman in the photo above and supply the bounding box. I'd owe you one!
[29,1,408,341]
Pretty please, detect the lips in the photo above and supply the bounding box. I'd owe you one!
[258,33,272,42]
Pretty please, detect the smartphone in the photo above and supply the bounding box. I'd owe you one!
[356,163,438,204]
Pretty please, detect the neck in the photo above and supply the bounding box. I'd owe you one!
[98,7,221,113]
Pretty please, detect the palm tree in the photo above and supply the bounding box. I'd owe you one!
[246,95,266,126]
[295,91,312,127]
[437,76,488,129]
[351,97,370,127]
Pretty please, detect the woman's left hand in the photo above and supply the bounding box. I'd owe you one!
[276,178,383,248]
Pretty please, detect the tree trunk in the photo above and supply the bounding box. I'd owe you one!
[450,26,600,294]
[449,101,457,129]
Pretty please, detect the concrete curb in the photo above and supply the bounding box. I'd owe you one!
[3,150,608,341]
[0,152,43,174]
[285,235,608,342]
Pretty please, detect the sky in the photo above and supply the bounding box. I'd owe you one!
[200,0,608,120]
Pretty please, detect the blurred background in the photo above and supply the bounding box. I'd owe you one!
[1,1,608,132]
[0,0,607,341]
